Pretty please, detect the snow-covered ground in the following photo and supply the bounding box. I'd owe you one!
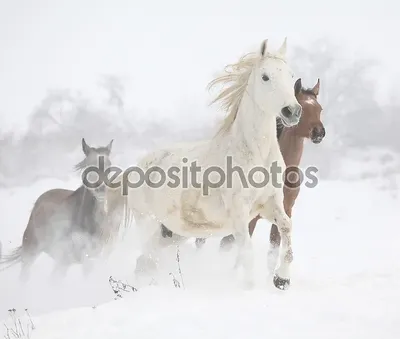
[0,170,399,338]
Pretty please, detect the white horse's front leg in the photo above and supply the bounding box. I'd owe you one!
[267,237,280,275]
[232,216,255,288]
[261,198,293,290]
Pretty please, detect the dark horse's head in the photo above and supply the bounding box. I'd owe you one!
[75,138,114,192]
[292,78,325,144]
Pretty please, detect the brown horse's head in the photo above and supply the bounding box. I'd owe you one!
[294,78,325,144]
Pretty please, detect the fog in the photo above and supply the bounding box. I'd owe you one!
[1,32,399,188]
[0,0,400,322]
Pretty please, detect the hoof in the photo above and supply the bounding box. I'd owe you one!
[273,274,290,290]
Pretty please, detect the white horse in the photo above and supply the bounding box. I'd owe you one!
[106,38,302,290]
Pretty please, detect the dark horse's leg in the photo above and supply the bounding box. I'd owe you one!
[20,253,38,283]
[19,235,41,283]
[51,261,70,282]
[195,238,206,248]
[219,215,261,251]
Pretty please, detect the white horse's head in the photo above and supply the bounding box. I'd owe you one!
[250,38,302,127]
[208,38,302,134]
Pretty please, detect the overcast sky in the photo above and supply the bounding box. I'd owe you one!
[0,0,399,131]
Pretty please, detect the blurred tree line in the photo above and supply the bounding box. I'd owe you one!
[0,38,399,187]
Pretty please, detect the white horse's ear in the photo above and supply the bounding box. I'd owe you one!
[106,139,114,154]
[278,37,287,58]
[82,138,91,156]
[312,78,320,96]
[260,39,268,57]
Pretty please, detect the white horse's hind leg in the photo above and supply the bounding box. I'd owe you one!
[234,229,255,288]
[261,198,293,290]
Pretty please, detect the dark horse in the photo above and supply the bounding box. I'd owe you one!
[0,138,115,281]
[161,78,325,270]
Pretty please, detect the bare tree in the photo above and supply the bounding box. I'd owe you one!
[99,75,125,112]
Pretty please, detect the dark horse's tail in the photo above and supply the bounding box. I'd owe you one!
[0,246,23,272]
[276,117,284,140]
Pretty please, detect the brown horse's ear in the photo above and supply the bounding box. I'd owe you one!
[312,78,320,96]
[82,138,91,156]
[106,139,114,154]
[294,78,302,95]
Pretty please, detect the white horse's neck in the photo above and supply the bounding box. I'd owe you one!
[229,89,278,164]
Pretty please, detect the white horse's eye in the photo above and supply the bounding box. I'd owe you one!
[262,74,270,82]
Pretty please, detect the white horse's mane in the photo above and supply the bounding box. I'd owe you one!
[207,50,286,136]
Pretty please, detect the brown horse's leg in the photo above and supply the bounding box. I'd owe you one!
[19,233,41,283]
[248,215,261,237]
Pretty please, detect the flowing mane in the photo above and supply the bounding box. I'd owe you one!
[207,50,286,136]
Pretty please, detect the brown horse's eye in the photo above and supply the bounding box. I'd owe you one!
[262,74,270,82]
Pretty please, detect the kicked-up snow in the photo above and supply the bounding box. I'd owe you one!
[0,176,399,338]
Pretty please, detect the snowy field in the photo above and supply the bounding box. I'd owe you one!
[1,1,400,338]
[1,171,399,338]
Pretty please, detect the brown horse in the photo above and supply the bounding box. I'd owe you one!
[191,78,325,264]
[0,138,115,281]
